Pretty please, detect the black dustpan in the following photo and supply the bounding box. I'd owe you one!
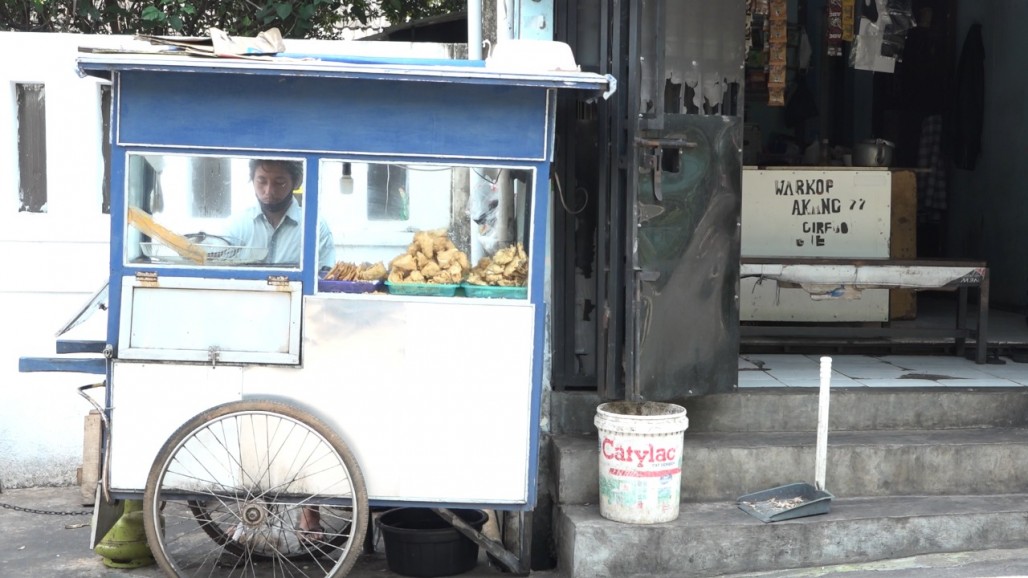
[737,356,834,523]
[737,482,834,522]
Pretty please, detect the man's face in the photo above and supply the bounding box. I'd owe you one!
[253,163,295,207]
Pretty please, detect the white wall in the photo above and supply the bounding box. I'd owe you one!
[0,32,461,488]
[1,33,118,488]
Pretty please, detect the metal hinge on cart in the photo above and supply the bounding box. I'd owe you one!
[134,271,159,286]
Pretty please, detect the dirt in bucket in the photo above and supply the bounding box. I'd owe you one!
[602,401,684,416]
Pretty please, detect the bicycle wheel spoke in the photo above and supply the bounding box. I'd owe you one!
[144,401,368,578]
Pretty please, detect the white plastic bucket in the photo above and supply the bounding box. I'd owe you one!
[594,401,689,524]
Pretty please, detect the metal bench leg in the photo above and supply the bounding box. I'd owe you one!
[976,271,990,364]
[956,286,968,358]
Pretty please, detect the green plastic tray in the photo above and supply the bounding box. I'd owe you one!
[385,281,460,297]
[462,284,528,299]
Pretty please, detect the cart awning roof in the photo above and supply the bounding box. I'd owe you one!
[76,51,615,97]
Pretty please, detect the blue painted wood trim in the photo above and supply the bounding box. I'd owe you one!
[107,106,126,356]
[277,54,486,67]
[77,56,611,93]
[302,155,321,292]
[57,340,107,354]
[117,72,549,160]
[20,357,107,375]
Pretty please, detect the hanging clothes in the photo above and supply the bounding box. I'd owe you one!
[917,114,946,222]
[950,23,984,171]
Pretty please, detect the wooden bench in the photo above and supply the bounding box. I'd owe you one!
[740,258,990,364]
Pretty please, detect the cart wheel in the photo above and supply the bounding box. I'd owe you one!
[142,400,368,578]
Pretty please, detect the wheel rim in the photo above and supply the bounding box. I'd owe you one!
[148,408,363,577]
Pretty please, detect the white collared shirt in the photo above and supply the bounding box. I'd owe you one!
[226,198,335,269]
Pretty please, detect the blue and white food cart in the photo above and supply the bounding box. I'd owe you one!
[21,44,612,577]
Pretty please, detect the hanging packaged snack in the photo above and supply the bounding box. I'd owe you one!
[770,0,787,22]
[827,0,844,56]
[748,5,756,51]
[768,85,786,107]
[768,64,787,87]
[842,0,856,42]
[770,42,788,66]
[763,18,771,71]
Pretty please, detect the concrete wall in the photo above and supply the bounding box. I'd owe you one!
[949,1,1028,307]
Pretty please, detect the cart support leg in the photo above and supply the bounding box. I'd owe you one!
[431,508,531,575]
[514,511,533,575]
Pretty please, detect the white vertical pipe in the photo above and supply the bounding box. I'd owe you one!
[468,0,483,59]
[814,356,832,492]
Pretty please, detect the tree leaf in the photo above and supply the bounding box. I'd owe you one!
[141,6,164,22]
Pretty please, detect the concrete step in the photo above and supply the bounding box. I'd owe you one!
[549,389,1028,434]
[551,427,1028,504]
[556,494,1028,578]
[720,546,1028,578]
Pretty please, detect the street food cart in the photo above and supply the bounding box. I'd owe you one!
[21,44,613,577]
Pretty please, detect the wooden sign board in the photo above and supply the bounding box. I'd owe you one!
[741,169,891,258]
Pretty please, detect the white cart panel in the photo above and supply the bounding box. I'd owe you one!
[241,295,537,505]
[108,362,243,492]
[118,276,302,364]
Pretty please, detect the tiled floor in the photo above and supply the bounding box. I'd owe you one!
[740,295,1028,388]
[738,352,1028,388]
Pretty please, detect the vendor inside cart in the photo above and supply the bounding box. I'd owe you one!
[124,155,335,269]
[225,159,336,270]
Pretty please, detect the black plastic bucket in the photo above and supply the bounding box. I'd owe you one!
[377,508,487,578]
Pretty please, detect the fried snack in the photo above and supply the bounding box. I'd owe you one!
[358,262,387,281]
[466,243,528,286]
[421,262,441,278]
[432,232,452,254]
[326,261,388,282]
[415,251,431,269]
[414,230,435,259]
[326,262,357,281]
[390,253,417,272]
[388,229,470,284]
[436,248,456,269]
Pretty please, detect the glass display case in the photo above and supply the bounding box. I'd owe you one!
[123,153,534,299]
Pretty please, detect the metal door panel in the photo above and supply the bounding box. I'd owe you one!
[627,0,746,400]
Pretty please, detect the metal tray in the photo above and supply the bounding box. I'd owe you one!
[140,242,267,265]
[736,483,834,523]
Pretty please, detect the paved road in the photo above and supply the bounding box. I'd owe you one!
[0,486,530,578]
[8,485,1028,577]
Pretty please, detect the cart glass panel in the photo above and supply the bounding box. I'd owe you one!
[123,154,316,269]
[317,159,534,298]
